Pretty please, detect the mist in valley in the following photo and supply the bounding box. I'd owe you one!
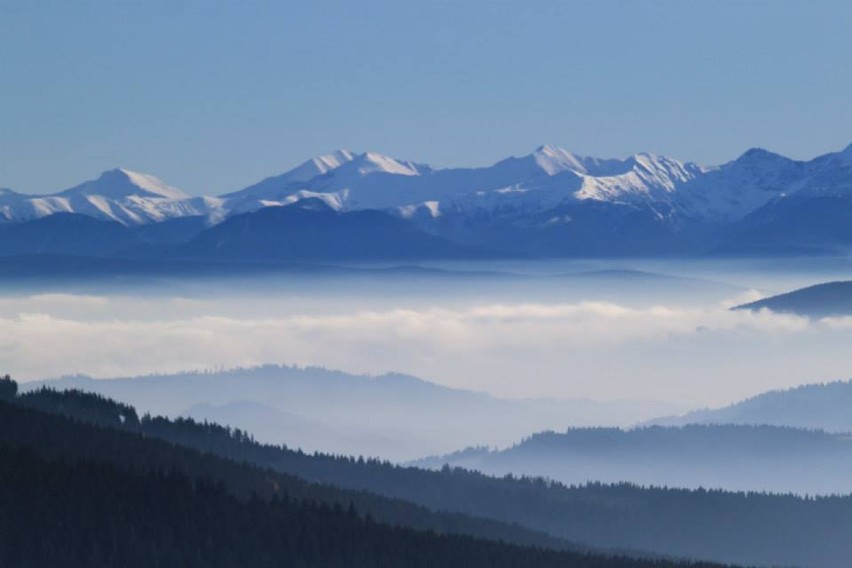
[10,256,852,468]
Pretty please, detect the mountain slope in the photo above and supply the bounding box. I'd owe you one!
[26,365,673,461]
[13,383,852,568]
[6,448,604,568]
[4,396,666,568]
[169,198,492,262]
[413,424,852,495]
[0,213,139,256]
[0,168,219,226]
[733,280,852,316]
[650,379,852,433]
[1,390,593,556]
[5,141,852,258]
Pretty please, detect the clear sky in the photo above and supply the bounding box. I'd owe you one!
[2,0,852,195]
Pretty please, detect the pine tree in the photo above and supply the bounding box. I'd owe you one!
[0,375,16,401]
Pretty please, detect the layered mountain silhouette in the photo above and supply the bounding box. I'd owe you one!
[26,365,673,461]
[5,142,852,260]
[412,423,852,495]
[8,379,852,568]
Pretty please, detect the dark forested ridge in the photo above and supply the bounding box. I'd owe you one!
[12,383,852,568]
[1,445,711,568]
[1,392,586,554]
[0,384,729,568]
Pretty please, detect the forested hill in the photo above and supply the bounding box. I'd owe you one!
[9,382,852,568]
[2,445,703,568]
[0,388,584,554]
[413,424,852,494]
[0,381,722,568]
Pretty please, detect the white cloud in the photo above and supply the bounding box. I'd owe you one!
[1,292,843,409]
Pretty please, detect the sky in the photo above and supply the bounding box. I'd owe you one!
[2,0,852,195]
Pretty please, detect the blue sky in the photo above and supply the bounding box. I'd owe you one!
[2,0,852,195]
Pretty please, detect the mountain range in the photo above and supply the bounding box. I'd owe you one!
[24,366,677,461]
[11,378,852,568]
[6,142,852,259]
[412,423,852,495]
[413,377,852,495]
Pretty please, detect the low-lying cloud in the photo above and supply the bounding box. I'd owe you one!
[4,291,850,407]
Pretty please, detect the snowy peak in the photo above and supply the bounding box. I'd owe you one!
[627,153,706,182]
[224,149,428,202]
[331,151,427,178]
[280,149,425,181]
[733,147,794,168]
[571,152,704,205]
[280,149,357,184]
[528,145,636,178]
[833,142,852,167]
[10,141,852,234]
[531,145,591,175]
[60,168,189,200]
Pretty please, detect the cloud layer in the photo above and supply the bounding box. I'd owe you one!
[4,291,851,407]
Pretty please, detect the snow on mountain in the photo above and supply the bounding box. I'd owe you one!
[0,169,212,225]
[224,149,357,200]
[60,168,189,200]
[573,153,705,212]
[673,144,852,223]
[6,142,852,236]
[222,145,697,220]
[792,144,852,199]
[225,150,427,198]
[674,149,807,222]
[528,144,630,177]
[274,149,357,183]
[422,149,704,224]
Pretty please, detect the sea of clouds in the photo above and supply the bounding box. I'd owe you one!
[2,289,850,407]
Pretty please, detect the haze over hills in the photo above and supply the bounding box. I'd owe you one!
[5,142,852,259]
[11,379,852,568]
[412,423,852,495]
[650,379,852,433]
[23,365,679,461]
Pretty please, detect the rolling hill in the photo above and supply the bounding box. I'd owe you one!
[734,280,852,317]
[651,379,852,433]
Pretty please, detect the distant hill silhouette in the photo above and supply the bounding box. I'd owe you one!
[650,379,852,433]
[26,365,673,461]
[10,383,852,568]
[734,280,852,316]
[413,424,852,495]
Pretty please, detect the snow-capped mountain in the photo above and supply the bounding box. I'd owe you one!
[223,145,705,221]
[0,168,222,226]
[223,150,432,212]
[6,141,852,258]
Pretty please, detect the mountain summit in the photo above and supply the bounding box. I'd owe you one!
[59,168,189,200]
[5,142,852,257]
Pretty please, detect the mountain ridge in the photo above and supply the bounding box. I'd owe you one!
[5,142,852,258]
[648,378,852,433]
